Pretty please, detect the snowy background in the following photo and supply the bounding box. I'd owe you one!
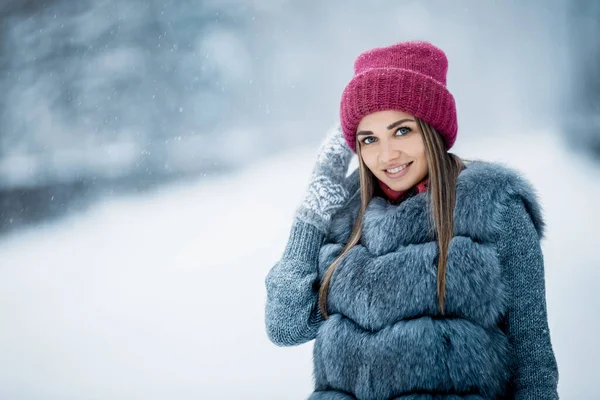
[0,1,599,399]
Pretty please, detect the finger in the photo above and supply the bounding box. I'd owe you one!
[314,150,352,177]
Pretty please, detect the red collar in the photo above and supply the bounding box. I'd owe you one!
[377,177,429,203]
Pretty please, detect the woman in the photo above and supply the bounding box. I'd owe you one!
[264,41,559,399]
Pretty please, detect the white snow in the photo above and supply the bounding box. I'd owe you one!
[0,129,598,399]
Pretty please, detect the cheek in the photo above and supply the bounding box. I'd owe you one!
[415,147,427,166]
[417,148,427,164]
[417,151,429,176]
[359,148,377,169]
[407,138,427,162]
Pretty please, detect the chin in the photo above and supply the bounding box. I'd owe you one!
[388,182,413,192]
[383,178,415,192]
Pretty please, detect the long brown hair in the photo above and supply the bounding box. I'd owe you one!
[317,118,464,319]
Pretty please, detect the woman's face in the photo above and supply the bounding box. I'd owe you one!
[356,110,429,192]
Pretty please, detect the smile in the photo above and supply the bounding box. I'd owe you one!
[384,162,412,178]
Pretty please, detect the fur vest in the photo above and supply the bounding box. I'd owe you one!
[311,160,544,399]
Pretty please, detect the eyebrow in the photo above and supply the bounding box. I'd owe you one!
[356,118,415,136]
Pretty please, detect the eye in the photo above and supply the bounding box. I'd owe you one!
[361,136,376,145]
[395,126,411,136]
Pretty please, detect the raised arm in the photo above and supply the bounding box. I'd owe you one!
[264,123,356,346]
[265,220,326,346]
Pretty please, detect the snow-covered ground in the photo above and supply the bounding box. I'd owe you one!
[0,129,598,399]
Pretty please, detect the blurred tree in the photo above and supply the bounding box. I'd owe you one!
[0,0,254,189]
[562,0,600,159]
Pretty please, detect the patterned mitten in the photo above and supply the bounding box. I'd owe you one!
[296,123,357,233]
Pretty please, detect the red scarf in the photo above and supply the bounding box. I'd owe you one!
[377,177,429,203]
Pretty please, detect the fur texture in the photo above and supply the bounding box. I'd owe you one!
[310,160,545,400]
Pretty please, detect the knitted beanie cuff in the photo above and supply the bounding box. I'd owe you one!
[340,67,458,152]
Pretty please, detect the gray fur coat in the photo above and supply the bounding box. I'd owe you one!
[265,160,559,399]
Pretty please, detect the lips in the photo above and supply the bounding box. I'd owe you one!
[384,161,412,179]
[385,163,409,173]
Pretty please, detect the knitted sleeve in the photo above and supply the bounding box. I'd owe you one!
[497,198,559,399]
[264,219,326,346]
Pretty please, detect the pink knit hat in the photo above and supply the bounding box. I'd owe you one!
[340,41,458,152]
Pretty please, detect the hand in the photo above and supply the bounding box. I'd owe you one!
[296,123,357,233]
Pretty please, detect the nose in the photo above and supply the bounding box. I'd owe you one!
[378,140,401,165]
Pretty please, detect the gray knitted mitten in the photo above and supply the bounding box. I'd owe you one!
[295,123,358,234]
